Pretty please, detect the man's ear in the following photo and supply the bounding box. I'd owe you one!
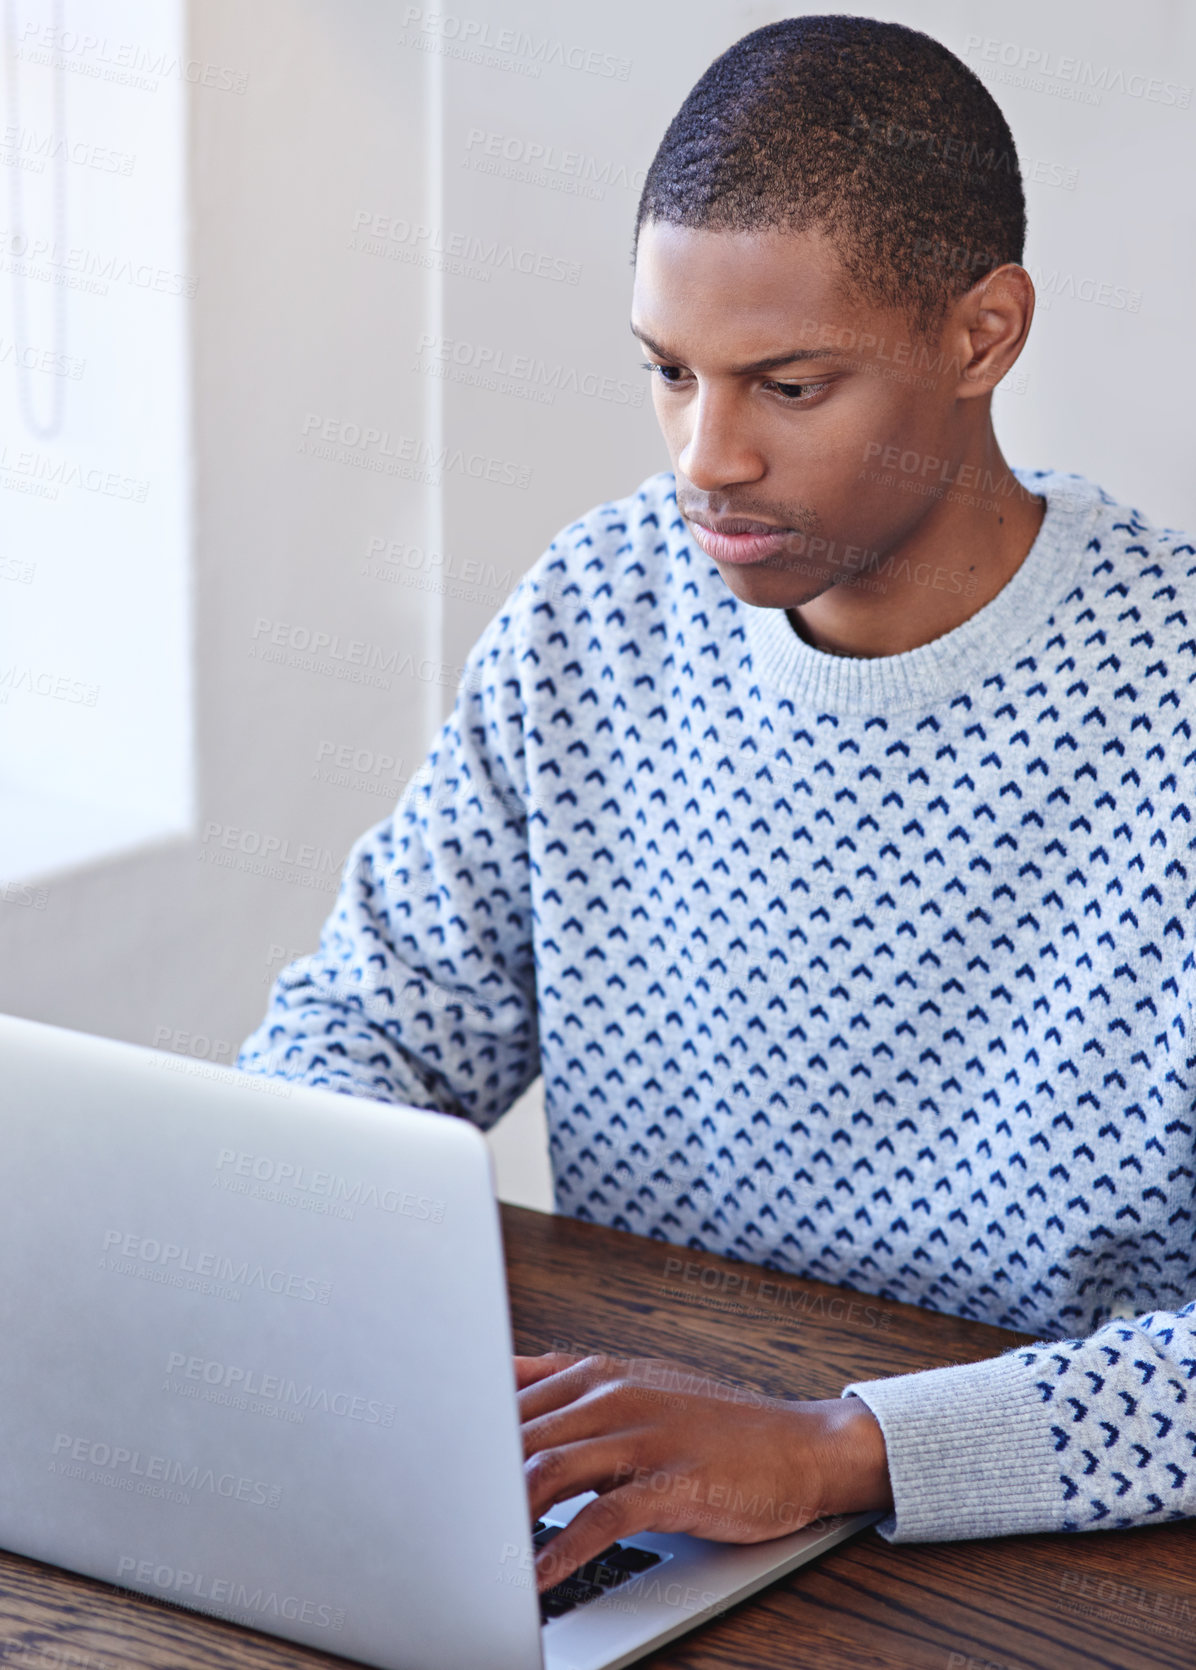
[950,263,1035,402]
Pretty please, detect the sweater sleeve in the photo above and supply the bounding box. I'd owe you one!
[842,1299,1196,1540]
[235,608,539,1130]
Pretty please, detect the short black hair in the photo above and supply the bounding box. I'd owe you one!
[634,16,1026,339]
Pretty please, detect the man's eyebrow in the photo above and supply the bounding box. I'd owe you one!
[630,322,851,374]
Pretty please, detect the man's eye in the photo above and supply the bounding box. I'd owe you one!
[641,361,686,384]
[767,380,825,401]
[641,363,826,401]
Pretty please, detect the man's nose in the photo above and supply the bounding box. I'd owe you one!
[676,390,766,492]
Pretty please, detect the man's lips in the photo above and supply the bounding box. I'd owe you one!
[685,516,796,566]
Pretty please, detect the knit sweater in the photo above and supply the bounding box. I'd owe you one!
[238,466,1196,1543]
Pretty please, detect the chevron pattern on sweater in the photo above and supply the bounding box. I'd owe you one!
[239,466,1196,1538]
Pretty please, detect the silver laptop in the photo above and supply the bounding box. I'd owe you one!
[0,1012,880,1670]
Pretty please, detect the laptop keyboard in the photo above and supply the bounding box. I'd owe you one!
[533,1520,663,1623]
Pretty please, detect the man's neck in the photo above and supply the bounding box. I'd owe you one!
[787,448,1046,659]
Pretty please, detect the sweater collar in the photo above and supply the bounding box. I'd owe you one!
[739,468,1104,715]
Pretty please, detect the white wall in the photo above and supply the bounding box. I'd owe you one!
[0,0,442,1082]
[0,0,192,881]
[3,0,1193,1215]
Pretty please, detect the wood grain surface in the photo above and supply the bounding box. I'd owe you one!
[503,1204,1196,1670]
[0,1201,1191,1670]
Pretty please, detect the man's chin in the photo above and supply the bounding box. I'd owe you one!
[712,560,834,610]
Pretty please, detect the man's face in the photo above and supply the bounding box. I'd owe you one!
[631,220,968,610]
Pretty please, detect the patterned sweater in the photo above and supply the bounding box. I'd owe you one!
[239,466,1196,1542]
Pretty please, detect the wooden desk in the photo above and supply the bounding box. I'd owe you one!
[1,1204,1192,1670]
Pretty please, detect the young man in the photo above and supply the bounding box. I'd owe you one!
[239,17,1196,1590]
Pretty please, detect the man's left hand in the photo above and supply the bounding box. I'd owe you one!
[515,1349,893,1593]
